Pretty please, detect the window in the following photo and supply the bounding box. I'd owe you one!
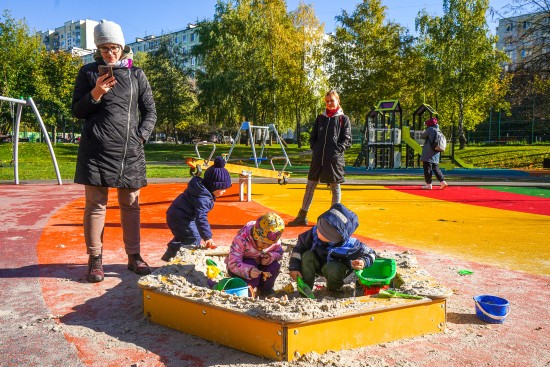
[523,21,530,30]
[506,23,513,32]
[191,33,195,42]
[182,34,186,42]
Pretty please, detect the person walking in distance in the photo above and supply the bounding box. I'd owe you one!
[420,117,448,190]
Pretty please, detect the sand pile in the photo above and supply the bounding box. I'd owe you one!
[138,241,452,322]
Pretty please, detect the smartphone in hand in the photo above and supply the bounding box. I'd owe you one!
[98,65,113,78]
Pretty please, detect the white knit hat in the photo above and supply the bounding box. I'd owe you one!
[94,20,125,47]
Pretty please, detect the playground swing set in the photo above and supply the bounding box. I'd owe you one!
[0,95,62,185]
[353,99,473,170]
[185,121,292,185]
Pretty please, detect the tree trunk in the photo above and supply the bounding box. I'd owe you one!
[296,105,302,148]
[458,98,466,149]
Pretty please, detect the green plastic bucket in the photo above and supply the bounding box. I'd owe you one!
[213,277,249,297]
[355,258,396,287]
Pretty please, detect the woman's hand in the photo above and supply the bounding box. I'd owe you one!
[91,74,117,101]
[289,270,301,281]
[351,259,365,270]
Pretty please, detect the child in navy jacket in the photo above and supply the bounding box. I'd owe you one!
[161,156,232,261]
[289,203,376,293]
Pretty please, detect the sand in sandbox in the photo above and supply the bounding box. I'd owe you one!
[138,241,452,322]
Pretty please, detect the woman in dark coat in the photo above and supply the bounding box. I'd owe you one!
[72,20,157,282]
[420,117,448,190]
[288,90,352,227]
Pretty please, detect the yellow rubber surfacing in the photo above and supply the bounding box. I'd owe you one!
[252,184,550,275]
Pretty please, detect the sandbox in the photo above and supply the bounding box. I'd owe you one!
[138,247,449,361]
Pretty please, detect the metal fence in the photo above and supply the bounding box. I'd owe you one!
[467,116,549,144]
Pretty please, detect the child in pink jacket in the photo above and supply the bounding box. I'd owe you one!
[225,213,285,297]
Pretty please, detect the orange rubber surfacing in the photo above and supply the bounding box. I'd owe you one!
[34,183,307,366]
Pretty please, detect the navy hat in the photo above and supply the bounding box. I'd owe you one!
[203,156,232,193]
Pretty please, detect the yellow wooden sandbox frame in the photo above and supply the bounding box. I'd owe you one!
[141,287,446,362]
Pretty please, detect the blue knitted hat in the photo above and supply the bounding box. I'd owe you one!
[203,156,231,193]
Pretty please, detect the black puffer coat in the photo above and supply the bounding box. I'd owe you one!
[308,109,352,183]
[72,60,156,189]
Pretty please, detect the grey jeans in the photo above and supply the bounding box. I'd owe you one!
[301,180,341,211]
[84,185,141,256]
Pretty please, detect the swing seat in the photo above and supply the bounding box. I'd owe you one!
[249,157,268,161]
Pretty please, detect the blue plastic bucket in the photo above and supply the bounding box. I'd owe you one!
[213,277,249,297]
[224,286,249,297]
[473,295,510,324]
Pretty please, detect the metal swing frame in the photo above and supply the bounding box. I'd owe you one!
[0,96,62,185]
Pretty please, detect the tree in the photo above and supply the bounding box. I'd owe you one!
[416,0,509,149]
[140,36,196,143]
[193,0,313,137]
[327,0,415,122]
[36,50,81,139]
[287,2,327,147]
[0,10,44,134]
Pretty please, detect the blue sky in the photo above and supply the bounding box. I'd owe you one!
[3,0,510,42]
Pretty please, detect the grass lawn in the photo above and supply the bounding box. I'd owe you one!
[0,141,548,181]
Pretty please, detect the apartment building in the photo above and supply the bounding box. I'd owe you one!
[496,11,550,70]
[79,23,201,69]
[38,19,98,53]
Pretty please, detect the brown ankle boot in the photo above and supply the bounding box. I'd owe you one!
[87,254,104,283]
[287,209,308,227]
[128,253,151,275]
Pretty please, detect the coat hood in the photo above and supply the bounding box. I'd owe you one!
[187,176,214,199]
[317,203,358,243]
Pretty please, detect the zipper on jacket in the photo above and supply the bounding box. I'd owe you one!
[321,117,330,165]
[118,69,133,184]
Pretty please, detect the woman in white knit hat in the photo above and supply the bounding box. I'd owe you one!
[72,20,157,283]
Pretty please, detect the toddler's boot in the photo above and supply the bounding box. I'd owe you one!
[161,247,179,262]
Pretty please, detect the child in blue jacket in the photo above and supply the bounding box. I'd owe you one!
[288,203,376,293]
[161,156,232,261]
